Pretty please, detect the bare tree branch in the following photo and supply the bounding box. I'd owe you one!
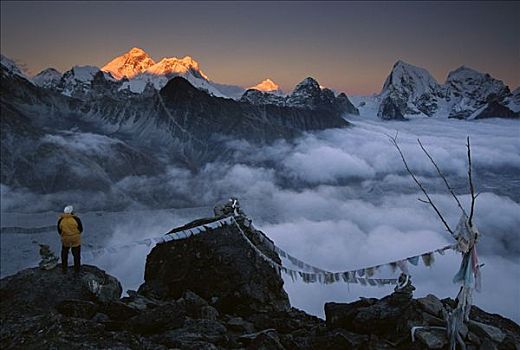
[417,138,468,217]
[467,137,476,227]
[418,198,429,204]
[390,134,454,235]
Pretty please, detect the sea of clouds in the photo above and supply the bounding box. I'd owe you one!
[2,116,519,321]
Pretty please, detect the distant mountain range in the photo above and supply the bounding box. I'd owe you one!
[0,52,352,199]
[23,48,519,121]
[0,48,518,208]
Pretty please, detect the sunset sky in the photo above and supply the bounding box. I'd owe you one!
[1,1,518,95]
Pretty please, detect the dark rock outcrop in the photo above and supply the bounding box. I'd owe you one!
[239,88,286,106]
[1,215,519,349]
[138,216,290,316]
[473,100,519,120]
[0,265,121,317]
[378,96,407,120]
[325,293,520,349]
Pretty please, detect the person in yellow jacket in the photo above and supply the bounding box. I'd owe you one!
[57,205,83,275]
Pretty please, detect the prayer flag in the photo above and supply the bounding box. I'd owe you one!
[421,252,435,267]
[407,256,420,266]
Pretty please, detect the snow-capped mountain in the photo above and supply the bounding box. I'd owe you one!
[59,65,116,98]
[378,60,444,119]
[101,47,155,79]
[444,66,511,119]
[248,78,283,94]
[1,54,28,79]
[375,60,517,120]
[101,48,226,97]
[240,77,359,116]
[32,68,62,89]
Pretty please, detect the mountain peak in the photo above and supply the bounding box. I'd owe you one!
[378,60,443,118]
[393,59,418,68]
[382,60,440,95]
[128,47,148,55]
[293,77,320,92]
[0,54,27,78]
[147,56,209,81]
[32,67,62,88]
[446,65,490,82]
[101,47,156,79]
[248,78,282,93]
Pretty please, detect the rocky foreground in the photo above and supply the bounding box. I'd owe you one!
[1,216,519,349]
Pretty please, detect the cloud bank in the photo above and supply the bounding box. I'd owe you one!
[2,117,519,321]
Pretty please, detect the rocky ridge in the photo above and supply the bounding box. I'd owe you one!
[240,77,359,116]
[1,213,518,349]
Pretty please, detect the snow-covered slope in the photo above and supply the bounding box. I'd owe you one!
[145,56,208,80]
[32,68,62,89]
[212,82,246,100]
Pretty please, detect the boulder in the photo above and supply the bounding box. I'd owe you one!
[153,319,228,348]
[102,300,140,321]
[324,298,376,330]
[239,329,281,346]
[245,329,285,350]
[55,299,99,319]
[138,216,290,316]
[0,265,121,318]
[126,301,186,335]
[468,320,506,343]
[226,317,255,333]
[417,294,445,318]
[415,328,448,349]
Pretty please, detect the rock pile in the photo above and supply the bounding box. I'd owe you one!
[1,215,518,349]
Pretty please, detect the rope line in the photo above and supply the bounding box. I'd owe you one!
[36,214,455,288]
[230,217,398,286]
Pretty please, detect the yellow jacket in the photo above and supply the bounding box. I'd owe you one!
[57,213,83,247]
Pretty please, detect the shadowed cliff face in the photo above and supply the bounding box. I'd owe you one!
[1,214,519,349]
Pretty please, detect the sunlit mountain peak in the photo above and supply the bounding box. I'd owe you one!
[249,78,281,93]
[101,47,156,79]
[145,56,209,80]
